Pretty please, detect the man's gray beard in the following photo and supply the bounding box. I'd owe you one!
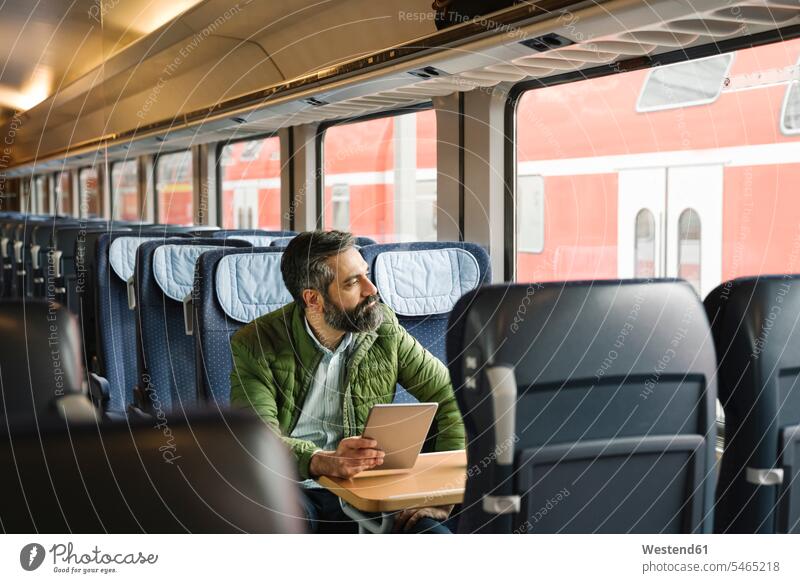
[322,294,383,333]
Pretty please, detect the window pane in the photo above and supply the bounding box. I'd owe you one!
[782,81,800,135]
[79,168,100,218]
[637,53,733,112]
[634,209,655,278]
[156,151,193,225]
[34,176,50,214]
[111,160,139,221]
[678,208,701,294]
[517,175,545,253]
[323,109,437,243]
[55,171,73,216]
[515,38,800,286]
[220,136,281,229]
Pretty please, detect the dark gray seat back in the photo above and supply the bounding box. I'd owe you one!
[448,279,718,533]
[0,411,304,532]
[705,275,800,533]
[0,300,88,422]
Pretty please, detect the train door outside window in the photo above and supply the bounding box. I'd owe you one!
[55,171,73,216]
[219,136,281,229]
[79,167,101,218]
[155,151,193,225]
[414,179,437,241]
[232,186,258,228]
[322,108,436,242]
[780,58,799,135]
[34,175,50,214]
[330,184,350,231]
[111,160,140,221]
[634,209,656,278]
[618,165,722,297]
[517,175,545,254]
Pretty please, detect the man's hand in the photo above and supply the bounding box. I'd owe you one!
[393,505,453,533]
[309,437,385,479]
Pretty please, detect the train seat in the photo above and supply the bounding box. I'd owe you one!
[204,228,296,247]
[360,241,490,402]
[192,247,290,405]
[705,276,800,534]
[0,217,21,296]
[44,224,135,313]
[0,409,304,533]
[0,300,99,424]
[29,218,81,297]
[94,233,198,412]
[448,279,718,533]
[10,217,61,298]
[270,235,377,248]
[133,238,251,413]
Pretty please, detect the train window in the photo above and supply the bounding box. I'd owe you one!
[111,160,139,221]
[79,167,101,218]
[156,150,193,225]
[634,209,656,278]
[219,136,281,229]
[34,175,50,214]
[515,38,800,297]
[322,108,437,242]
[782,80,799,135]
[517,175,545,253]
[637,53,733,112]
[677,208,702,294]
[55,171,73,216]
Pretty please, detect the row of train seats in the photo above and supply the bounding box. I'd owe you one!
[1,210,797,534]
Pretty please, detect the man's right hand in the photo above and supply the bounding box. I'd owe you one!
[309,437,385,479]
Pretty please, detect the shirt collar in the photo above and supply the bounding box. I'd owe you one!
[303,317,353,357]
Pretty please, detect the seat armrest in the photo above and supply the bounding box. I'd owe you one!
[87,372,110,408]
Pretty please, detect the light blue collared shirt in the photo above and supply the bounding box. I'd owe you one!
[291,318,354,487]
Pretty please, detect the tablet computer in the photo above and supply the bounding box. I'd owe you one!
[355,402,438,477]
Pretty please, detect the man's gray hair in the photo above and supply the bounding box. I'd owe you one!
[280,230,356,310]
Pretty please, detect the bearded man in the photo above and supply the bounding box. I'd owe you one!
[230,230,464,533]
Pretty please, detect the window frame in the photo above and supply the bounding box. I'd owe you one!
[153,149,193,225]
[215,131,281,229]
[504,27,797,282]
[315,102,434,234]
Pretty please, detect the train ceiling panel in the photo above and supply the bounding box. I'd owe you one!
[3,0,799,173]
[0,0,207,125]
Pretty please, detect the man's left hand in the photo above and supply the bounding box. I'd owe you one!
[392,505,453,533]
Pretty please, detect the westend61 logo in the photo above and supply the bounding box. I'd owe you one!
[19,542,158,574]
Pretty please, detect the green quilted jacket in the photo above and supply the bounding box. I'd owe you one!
[229,301,465,479]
